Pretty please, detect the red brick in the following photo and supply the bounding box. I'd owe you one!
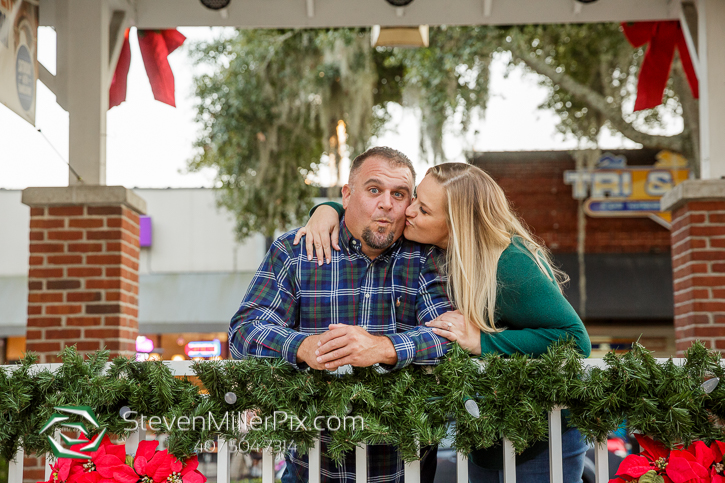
[46,329,82,339]
[30,207,45,216]
[711,239,725,248]
[691,276,725,287]
[86,254,122,265]
[710,214,725,223]
[27,316,62,327]
[67,291,102,302]
[86,230,123,241]
[47,255,83,265]
[48,206,84,216]
[85,328,122,339]
[66,317,102,327]
[30,243,64,253]
[687,201,725,212]
[29,256,44,265]
[68,218,105,228]
[48,230,84,241]
[45,305,83,315]
[47,280,81,290]
[87,206,122,215]
[26,341,61,352]
[26,330,43,340]
[695,327,725,338]
[27,305,42,315]
[691,250,725,261]
[690,226,725,237]
[28,293,63,303]
[72,340,103,351]
[716,340,725,349]
[29,268,63,278]
[713,263,725,273]
[86,279,122,290]
[29,230,44,241]
[30,219,65,229]
[68,243,104,253]
[674,290,710,305]
[713,289,725,299]
[86,304,122,315]
[67,267,103,277]
[28,281,42,290]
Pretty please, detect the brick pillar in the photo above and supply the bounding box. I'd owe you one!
[21,186,146,363]
[22,455,46,483]
[662,180,725,355]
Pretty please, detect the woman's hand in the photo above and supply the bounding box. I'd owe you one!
[293,205,341,265]
[425,310,482,355]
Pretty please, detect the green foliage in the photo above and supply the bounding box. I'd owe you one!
[1,343,724,465]
[188,27,492,241]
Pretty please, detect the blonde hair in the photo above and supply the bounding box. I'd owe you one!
[427,163,569,333]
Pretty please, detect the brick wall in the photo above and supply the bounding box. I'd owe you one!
[25,204,141,363]
[471,150,672,254]
[670,200,725,354]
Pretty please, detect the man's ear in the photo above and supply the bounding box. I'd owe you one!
[342,184,351,210]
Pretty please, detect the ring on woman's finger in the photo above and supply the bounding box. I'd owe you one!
[447,322,452,329]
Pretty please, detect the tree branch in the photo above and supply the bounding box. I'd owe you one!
[508,37,686,154]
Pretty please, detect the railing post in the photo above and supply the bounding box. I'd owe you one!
[456,451,468,483]
[502,437,516,483]
[355,443,368,482]
[126,423,147,455]
[404,441,420,483]
[594,441,609,483]
[309,434,322,483]
[217,438,231,483]
[8,445,24,483]
[548,407,564,483]
[45,429,61,481]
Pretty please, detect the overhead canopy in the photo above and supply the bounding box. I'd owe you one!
[39,0,679,29]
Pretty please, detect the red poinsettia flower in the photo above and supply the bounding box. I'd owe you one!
[712,441,725,483]
[168,455,207,483]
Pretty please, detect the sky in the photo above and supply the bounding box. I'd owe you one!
[0,27,643,190]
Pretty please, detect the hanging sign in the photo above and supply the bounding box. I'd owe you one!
[185,339,222,358]
[0,0,38,125]
[563,150,690,229]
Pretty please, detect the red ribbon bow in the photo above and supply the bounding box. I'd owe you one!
[621,21,698,111]
[109,28,186,109]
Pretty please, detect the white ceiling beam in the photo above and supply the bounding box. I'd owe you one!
[80,0,678,30]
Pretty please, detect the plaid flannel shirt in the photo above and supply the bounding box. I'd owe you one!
[229,219,453,483]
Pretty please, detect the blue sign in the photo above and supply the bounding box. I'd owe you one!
[16,44,33,111]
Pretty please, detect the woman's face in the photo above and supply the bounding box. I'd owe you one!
[404,174,449,249]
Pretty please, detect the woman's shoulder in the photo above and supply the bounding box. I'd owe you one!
[497,236,552,281]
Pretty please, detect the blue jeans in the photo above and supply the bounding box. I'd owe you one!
[468,428,588,483]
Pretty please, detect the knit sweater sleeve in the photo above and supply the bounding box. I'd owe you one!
[309,201,344,218]
[479,240,591,358]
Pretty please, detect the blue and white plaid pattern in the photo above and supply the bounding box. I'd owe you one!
[229,219,453,483]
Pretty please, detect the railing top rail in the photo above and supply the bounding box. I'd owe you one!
[0,357,697,376]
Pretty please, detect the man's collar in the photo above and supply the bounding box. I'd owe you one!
[339,217,403,261]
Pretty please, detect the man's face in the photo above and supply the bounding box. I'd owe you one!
[341,157,414,257]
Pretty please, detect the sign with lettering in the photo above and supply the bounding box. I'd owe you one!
[563,150,689,228]
[0,0,38,125]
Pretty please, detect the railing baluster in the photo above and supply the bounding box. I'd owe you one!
[217,438,231,483]
[261,446,274,483]
[502,437,516,483]
[309,435,322,483]
[45,429,61,481]
[594,441,609,483]
[404,442,420,483]
[548,407,564,483]
[456,451,468,483]
[9,445,24,483]
[355,443,367,482]
[126,424,147,455]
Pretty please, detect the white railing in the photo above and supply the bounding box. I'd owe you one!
[5,358,687,483]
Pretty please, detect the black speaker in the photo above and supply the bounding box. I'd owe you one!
[200,0,231,10]
[385,0,415,6]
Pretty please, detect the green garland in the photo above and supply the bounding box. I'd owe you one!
[1,342,723,464]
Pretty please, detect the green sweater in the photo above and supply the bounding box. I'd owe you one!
[311,202,591,468]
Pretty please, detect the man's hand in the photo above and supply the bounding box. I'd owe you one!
[296,334,327,370]
[315,324,397,370]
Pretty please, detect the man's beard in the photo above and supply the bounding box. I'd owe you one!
[361,225,396,250]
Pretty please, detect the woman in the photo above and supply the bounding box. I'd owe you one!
[294,162,591,483]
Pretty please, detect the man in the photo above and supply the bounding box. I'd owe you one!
[229,146,453,483]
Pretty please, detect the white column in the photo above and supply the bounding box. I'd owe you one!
[697,0,725,180]
[56,0,110,185]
